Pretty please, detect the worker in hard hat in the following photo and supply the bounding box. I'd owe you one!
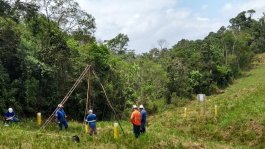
[139,105,147,133]
[4,107,19,126]
[130,105,141,138]
[55,104,68,130]
[86,109,97,136]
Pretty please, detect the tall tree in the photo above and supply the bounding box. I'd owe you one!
[106,33,130,55]
[157,39,168,50]
[32,0,96,35]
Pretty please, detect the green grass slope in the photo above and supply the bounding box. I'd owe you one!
[1,55,265,149]
[152,54,265,148]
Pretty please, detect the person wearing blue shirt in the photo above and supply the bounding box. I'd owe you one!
[4,108,19,126]
[86,109,97,136]
[139,105,147,133]
[56,104,68,130]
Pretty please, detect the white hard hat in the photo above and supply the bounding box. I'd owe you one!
[132,105,137,109]
[58,104,63,108]
[139,105,144,109]
[88,109,93,113]
[8,108,13,113]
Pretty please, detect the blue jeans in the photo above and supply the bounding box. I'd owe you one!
[5,117,19,123]
[89,126,97,136]
[133,125,140,138]
[59,121,68,130]
[140,123,146,133]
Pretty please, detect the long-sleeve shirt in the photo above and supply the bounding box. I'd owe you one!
[56,109,66,122]
[86,114,96,128]
[4,112,15,119]
[140,109,147,124]
[130,110,141,126]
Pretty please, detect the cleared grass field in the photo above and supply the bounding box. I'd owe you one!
[0,120,240,149]
[1,55,265,148]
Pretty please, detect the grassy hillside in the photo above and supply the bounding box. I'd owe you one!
[1,55,265,148]
[152,54,265,148]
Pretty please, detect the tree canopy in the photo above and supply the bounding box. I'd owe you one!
[1,0,264,120]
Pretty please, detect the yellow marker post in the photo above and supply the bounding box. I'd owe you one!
[37,112,42,126]
[85,124,89,134]
[114,122,119,139]
[184,107,187,118]
[214,105,218,117]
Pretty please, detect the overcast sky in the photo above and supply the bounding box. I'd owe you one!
[76,0,265,54]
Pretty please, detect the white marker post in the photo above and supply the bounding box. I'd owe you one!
[197,94,206,115]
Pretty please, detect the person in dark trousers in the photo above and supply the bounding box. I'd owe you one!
[130,105,141,138]
[56,104,68,130]
[4,108,19,126]
[86,109,97,136]
[139,105,147,133]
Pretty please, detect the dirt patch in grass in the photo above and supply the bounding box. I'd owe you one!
[247,120,264,137]
[222,132,230,141]
[221,120,264,147]
[186,142,204,149]
[245,120,264,146]
[254,53,265,65]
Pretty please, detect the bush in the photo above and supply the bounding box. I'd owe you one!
[145,100,158,114]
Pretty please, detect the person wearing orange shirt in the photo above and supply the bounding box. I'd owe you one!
[130,105,141,138]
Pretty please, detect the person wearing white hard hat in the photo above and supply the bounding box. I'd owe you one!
[139,105,147,133]
[55,104,68,130]
[86,109,97,136]
[130,105,141,138]
[4,107,19,126]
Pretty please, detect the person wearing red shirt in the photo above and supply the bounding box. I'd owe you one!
[130,105,141,138]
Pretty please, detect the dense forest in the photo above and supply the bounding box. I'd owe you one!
[1,0,265,121]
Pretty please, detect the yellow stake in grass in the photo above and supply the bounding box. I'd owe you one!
[114,122,119,139]
[85,124,89,134]
[37,112,42,126]
[184,107,187,118]
[214,105,218,117]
